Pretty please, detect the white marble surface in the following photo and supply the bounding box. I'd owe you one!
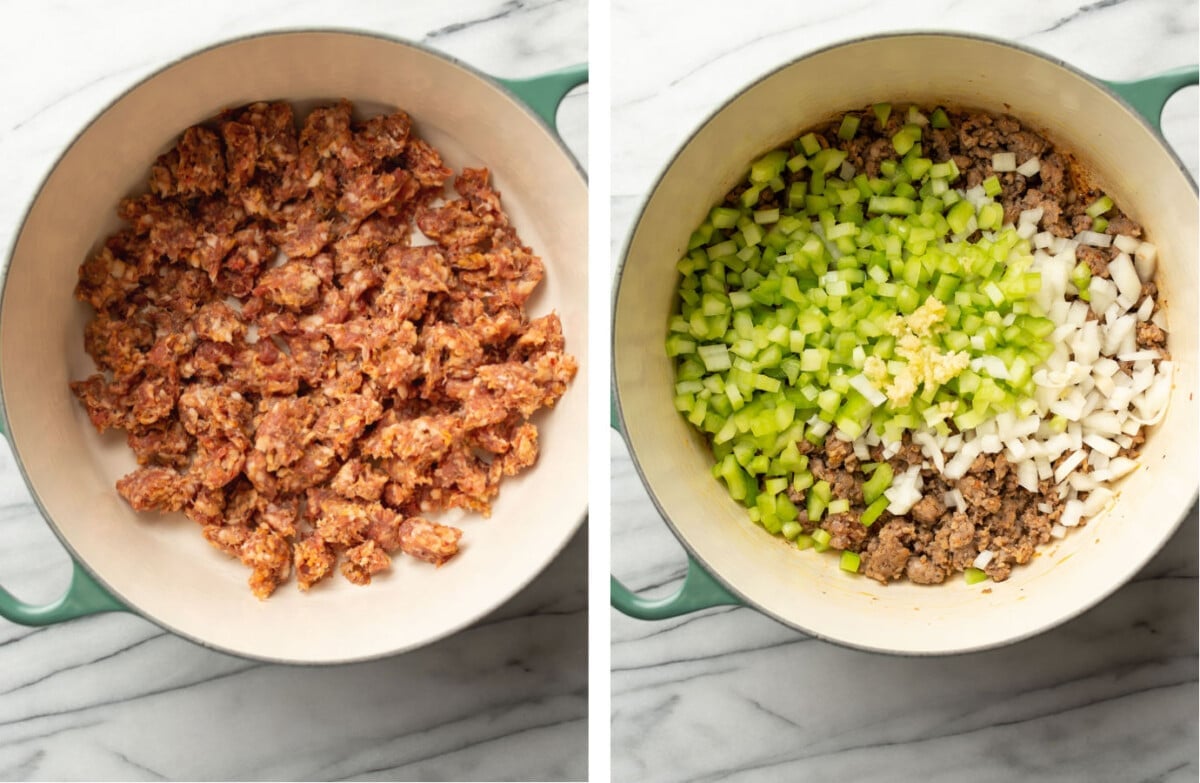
[0,1,586,781]
[611,1,1198,781]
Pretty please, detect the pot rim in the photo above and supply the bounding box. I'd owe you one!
[1,27,588,666]
[611,29,1199,656]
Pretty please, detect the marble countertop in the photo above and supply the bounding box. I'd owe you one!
[0,1,586,781]
[611,1,1198,781]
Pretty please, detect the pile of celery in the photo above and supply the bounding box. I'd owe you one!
[667,105,1062,557]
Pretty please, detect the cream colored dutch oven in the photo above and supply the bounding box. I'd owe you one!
[0,31,588,664]
[611,33,1197,655]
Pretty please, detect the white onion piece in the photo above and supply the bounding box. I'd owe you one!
[1060,499,1085,527]
[885,465,924,515]
[1134,241,1158,264]
[1102,315,1136,356]
[1076,230,1113,247]
[1088,277,1117,316]
[1019,207,1044,225]
[1136,295,1154,322]
[1108,253,1142,302]
[1111,234,1138,253]
[1050,524,1067,539]
[1082,488,1115,517]
[973,550,995,569]
[1055,450,1087,483]
[1133,252,1155,283]
[1107,457,1138,480]
[1082,433,1120,458]
[1017,157,1041,177]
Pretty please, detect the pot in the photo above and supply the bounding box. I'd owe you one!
[0,31,588,664]
[611,33,1197,655]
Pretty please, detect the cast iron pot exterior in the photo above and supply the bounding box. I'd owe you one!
[612,33,1197,655]
[0,31,588,664]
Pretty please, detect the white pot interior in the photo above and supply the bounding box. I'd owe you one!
[614,34,1197,654]
[2,32,588,663]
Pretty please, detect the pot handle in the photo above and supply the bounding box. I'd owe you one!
[609,402,743,619]
[1103,65,1198,133]
[497,64,588,133]
[0,421,126,625]
[0,561,125,626]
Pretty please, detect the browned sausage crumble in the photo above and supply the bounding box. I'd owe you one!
[733,106,1164,586]
[71,100,577,598]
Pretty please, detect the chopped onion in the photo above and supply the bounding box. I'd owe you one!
[1076,230,1113,247]
[1054,450,1087,483]
[992,153,1017,172]
[1136,295,1154,322]
[1113,234,1141,254]
[1060,499,1085,527]
[1108,253,1142,302]
[1107,457,1138,480]
[1016,157,1041,177]
[972,550,995,569]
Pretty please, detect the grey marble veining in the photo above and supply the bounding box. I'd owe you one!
[0,1,586,781]
[610,1,1198,781]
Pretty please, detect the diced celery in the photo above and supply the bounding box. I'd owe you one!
[811,148,848,176]
[710,206,741,229]
[930,107,950,129]
[964,567,989,585]
[860,496,889,527]
[750,150,789,184]
[827,498,850,515]
[872,102,892,127]
[862,462,893,504]
[1085,195,1113,218]
[838,114,861,141]
[868,196,916,216]
[840,551,861,573]
[798,132,821,156]
[891,124,922,156]
[740,184,766,208]
[946,200,974,235]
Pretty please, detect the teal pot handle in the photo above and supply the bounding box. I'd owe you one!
[611,555,742,620]
[0,560,125,626]
[498,64,588,131]
[610,402,742,618]
[0,419,125,625]
[1103,65,1198,132]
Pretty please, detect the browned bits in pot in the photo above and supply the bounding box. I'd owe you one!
[70,100,577,598]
